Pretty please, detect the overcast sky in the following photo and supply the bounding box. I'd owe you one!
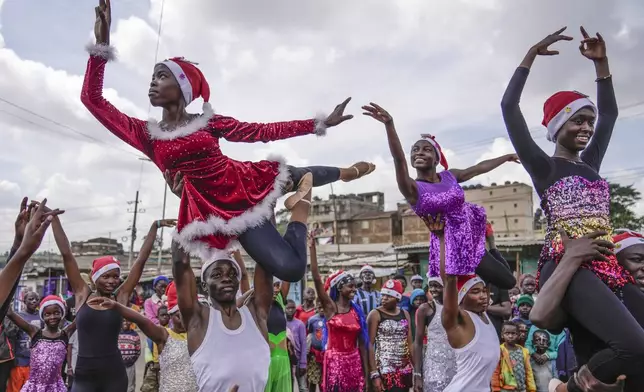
[1,0,643,253]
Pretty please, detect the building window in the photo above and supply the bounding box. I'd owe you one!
[515,234,519,237]
[514,203,518,208]
[362,237,370,244]
[490,221,494,225]
[489,191,493,196]
[513,188,517,192]
[362,221,370,230]
[489,205,494,210]
[340,228,349,236]
[514,218,518,223]
[324,206,331,214]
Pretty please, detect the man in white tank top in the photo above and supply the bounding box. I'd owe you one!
[171,241,273,392]
[425,216,500,392]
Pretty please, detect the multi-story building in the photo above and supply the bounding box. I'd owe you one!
[71,237,124,256]
[463,181,535,240]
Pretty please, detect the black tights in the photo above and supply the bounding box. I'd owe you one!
[539,261,644,392]
[239,165,340,282]
[475,249,516,290]
[71,373,128,392]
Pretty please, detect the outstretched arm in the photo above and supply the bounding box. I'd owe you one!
[578,27,618,171]
[117,220,176,305]
[309,239,335,319]
[81,0,150,154]
[450,154,519,183]
[52,217,89,302]
[6,309,39,338]
[362,103,418,205]
[232,251,251,294]
[249,263,273,341]
[171,241,204,329]
[88,297,167,345]
[0,198,30,320]
[213,97,352,143]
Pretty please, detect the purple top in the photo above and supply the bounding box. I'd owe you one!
[287,318,307,369]
[21,330,68,392]
[411,170,486,276]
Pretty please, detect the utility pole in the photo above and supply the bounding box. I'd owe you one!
[157,184,168,273]
[127,191,145,270]
[330,183,341,255]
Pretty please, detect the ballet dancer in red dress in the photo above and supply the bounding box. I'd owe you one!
[82,0,374,282]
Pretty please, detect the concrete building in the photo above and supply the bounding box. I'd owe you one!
[463,181,535,240]
[71,237,124,256]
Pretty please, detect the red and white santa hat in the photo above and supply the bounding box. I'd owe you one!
[381,279,403,300]
[542,91,597,142]
[165,281,179,314]
[39,295,66,320]
[360,265,374,275]
[324,270,352,292]
[419,134,448,169]
[613,229,644,254]
[426,276,444,286]
[457,275,485,304]
[91,256,121,283]
[158,57,212,112]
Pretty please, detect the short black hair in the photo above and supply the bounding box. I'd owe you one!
[393,274,407,284]
[157,305,168,315]
[502,321,518,331]
[286,299,296,305]
[533,329,551,341]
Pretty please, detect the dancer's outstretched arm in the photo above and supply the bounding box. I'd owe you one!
[172,240,206,352]
[81,0,150,154]
[249,263,273,342]
[501,28,572,180]
[577,26,618,171]
[232,251,251,294]
[309,238,335,320]
[362,103,419,205]
[0,198,31,321]
[51,213,91,307]
[117,220,176,305]
[530,231,613,330]
[6,308,39,339]
[449,154,520,183]
[213,98,353,143]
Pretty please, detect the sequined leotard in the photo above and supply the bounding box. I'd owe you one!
[411,171,487,277]
[374,309,413,390]
[423,302,456,391]
[20,330,68,392]
[81,49,324,263]
[502,66,632,292]
[323,308,365,392]
[159,329,197,392]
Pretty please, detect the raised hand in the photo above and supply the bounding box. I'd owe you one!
[228,386,239,392]
[559,230,614,262]
[19,199,63,254]
[506,154,520,164]
[87,296,117,310]
[13,197,29,246]
[529,27,573,56]
[94,0,111,45]
[362,103,393,125]
[156,219,178,228]
[164,170,185,198]
[324,97,354,127]
[422,213,444,233]
[579,26,607,61]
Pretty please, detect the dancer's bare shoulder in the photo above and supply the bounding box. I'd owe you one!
[186,302,210,355]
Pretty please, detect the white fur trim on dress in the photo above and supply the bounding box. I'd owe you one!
[92,263,120,283]
[39,300,66,320]
[173,155,290,262]
[458,276,485,304]
[85,43,117,62]
[314,113,328,137]
[146,103,216,141]
[546,97,597,142]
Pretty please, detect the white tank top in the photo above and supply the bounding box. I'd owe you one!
[444,310,500,392]
[190,305,270,392]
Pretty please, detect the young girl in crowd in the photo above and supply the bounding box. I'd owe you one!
[368,279,414,392]
[501,26,644,391]
[309,237,368,391]
[408,288,427,339]
[89,282,198,392]
[6,296,73,392]
[306,299,326,392]
[363,103,516,289]
[492,321,536,392]
[8,291,40,392]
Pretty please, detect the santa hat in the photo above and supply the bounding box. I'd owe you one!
[200,253,241,282]
[426,276,444,286]
[613,229,644,254]
[359,265,374,275]
[324,270,352,292]
[457,275,485,304]
[380,279,403,300]
[419,134,448,169]
[158,57,212,112]
[542,91,597,142]
[165,281,179,314]
[410,274,423,283]
[91,256,121,283]
[39,295,66,320]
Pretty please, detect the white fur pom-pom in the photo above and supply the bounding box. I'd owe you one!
[314,113,328,137]
[85,43,117,62]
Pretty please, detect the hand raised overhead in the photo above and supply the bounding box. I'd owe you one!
[529,27,573,56]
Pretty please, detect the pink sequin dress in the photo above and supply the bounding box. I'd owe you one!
[20,330,67,392]
[81,48,325,262]
[322,309,365,392]
[411,171,486,277]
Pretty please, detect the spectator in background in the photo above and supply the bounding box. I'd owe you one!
[520,274,538,300]
[118,319,141,392]
[529,330,557,392]
[285,299,307,392]
[144,276,169,325]
[0,318,16,392]
[512,295,534,329]
[306,299,325,392]
[492,321,536,392]
[509,287,521,319]
[354,265,381,315]
[516,321,529,347]
[66,330,79,391]
[294,287,317,326]
[393,274,411,311]
[7,291,40,392]
[410,275,424,290]
[141,305,169,392]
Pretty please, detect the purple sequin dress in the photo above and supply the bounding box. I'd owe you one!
[411,171,487,277]
[20,330,68,392]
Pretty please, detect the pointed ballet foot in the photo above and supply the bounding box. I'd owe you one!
[574,365,626,391]
[284,172,313,210]
[342,162,376,182]
[549,379,565,392]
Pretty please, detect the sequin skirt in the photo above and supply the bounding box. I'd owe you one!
[323,348,365,392]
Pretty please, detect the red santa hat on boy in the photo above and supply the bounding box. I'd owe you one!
[542,91,597,142]
[380,279,403,300]
[419,134,448,169]
[613,229,644,254]
[158,57,212,113]
[39,295,66,320]
[91,256,121,283]
[165,281,179,314]
[457,275,485,304]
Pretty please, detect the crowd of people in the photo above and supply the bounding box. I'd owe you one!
[1,0,644,391]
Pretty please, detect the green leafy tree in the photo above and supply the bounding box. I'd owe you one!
[610,182,644,231]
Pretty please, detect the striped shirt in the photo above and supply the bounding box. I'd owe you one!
[353,289,381,315]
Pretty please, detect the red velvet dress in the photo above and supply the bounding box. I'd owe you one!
[81,51,325,261]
